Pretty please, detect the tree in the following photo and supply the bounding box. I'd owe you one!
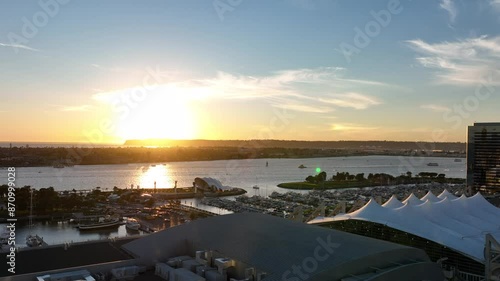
[355,173,365,181]
[36,187,58,214]
[305,175,316,184]
[317,171,327,182]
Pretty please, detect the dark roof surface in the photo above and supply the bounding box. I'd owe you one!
[0,238,136,277]
[123,213,442,281]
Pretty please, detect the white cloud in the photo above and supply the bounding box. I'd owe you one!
[490,0,500,10]
[440,0,458,23]
[92,67,387,113]
[407,35,500,85]
[272,102,332,113]
[330,123,379,132]
[320,93,382,110]
[0,42,40,52]
[420,104,452,113]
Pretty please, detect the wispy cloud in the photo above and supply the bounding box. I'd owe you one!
[0,42,40,52]
[440,0,458,23]
[90,63,144,75]
[320,93,381,110]
[490,0,500,10]
[406,35,500,85]
[93,66,387,113]
[420,104,451,113]
[330,123,379,132]
[272,102,332,113]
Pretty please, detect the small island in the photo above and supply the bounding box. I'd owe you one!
[278,171,465,190]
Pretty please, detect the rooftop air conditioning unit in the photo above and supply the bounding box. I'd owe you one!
[244,268,255,281]
[196,250,213,266]
[214,258,235,272]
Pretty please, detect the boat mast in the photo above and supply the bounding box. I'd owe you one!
[29,188,33,233]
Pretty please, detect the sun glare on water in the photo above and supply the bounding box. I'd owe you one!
[138,164,175,189]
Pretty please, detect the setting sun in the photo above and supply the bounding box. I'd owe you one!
[109,87,198,141]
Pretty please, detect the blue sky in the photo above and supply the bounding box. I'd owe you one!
[1,0,499,143]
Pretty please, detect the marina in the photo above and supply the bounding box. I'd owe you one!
[1,156,469,250]
[76,217,122,231]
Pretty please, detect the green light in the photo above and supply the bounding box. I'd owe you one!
[315,167,321,173]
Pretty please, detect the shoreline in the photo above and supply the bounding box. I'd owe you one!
[277,178,466,190]
[2,153,465,168]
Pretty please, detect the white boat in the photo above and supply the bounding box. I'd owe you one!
[1,226,10,248]
[125,218,140,231]
[26,189,44,247]
[1,229,11,252]
[26,234,44,247]
[78,216,122,230]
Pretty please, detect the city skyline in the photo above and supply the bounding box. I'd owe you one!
[1,0,499,144]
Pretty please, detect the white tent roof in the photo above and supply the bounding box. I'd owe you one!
[421,191,440,202]
[402,193,424,205]
[437,189,458,200]
[309,192,500,263]
[382,195,403,209]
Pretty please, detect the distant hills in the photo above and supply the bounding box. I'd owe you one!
[124,139,466,152]
[1,139,466,167]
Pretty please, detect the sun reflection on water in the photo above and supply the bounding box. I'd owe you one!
[138,164,175,189]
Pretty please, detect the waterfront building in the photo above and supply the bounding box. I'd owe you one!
[467,122,500,193]
[2,213,444,280]
[309,191,500,280]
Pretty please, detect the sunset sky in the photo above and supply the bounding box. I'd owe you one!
[1,0,499,144]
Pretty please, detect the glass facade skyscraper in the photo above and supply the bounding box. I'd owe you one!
[467,122,500,193]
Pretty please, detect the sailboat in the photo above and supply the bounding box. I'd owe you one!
[26,189,44,247]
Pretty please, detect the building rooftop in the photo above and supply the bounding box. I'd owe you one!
[309,192,500,263]
[0,237,136,277]
[123,212,444,281]
[472,122,500,126]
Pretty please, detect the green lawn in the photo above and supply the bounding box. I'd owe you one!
[277,181,376,190]
[278,177,465,190]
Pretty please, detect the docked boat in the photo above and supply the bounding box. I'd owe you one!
[125,218,140,231]
[427,163,439,166]
[26,234,44,247]
[26,188,45,247]
[77,216,122,230]
[53,163,64,168]
[1,226,11,251]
